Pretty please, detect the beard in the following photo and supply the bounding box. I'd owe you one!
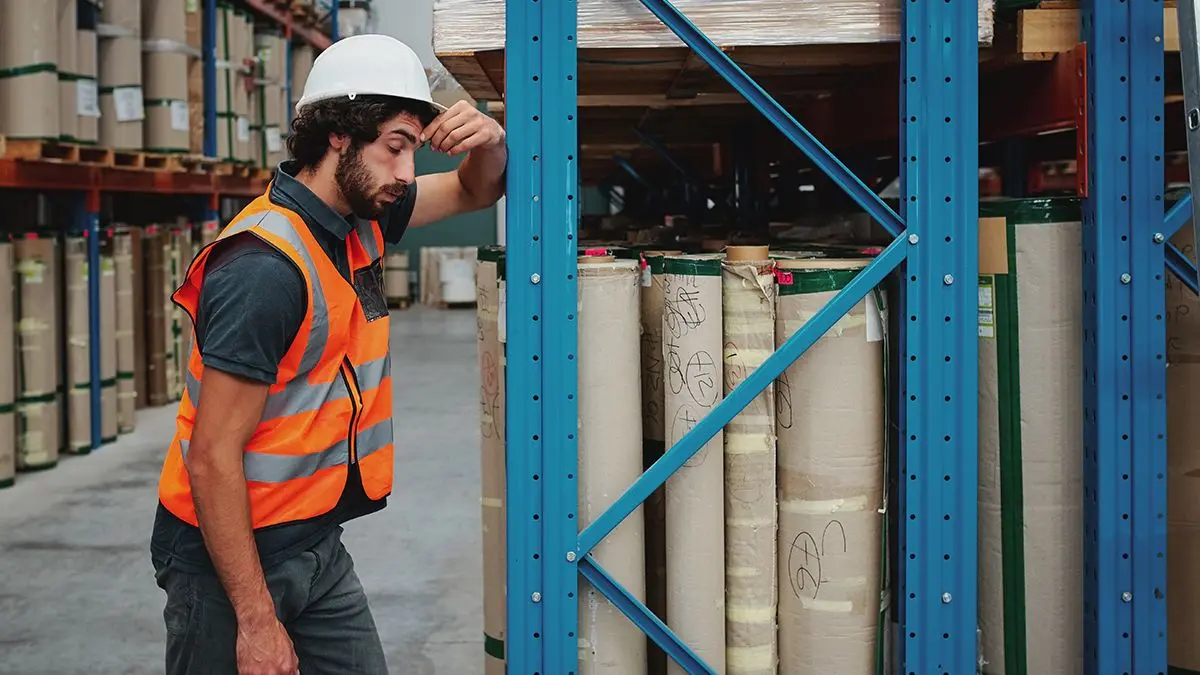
[334,143,408,220]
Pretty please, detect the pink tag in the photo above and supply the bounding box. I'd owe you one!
[584,247,607,256]
[775,269,794,285]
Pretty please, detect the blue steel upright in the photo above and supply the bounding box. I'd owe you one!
[503,0,979,671]
[896,0,980,672]
[1079,1,1169,673]
[502,0,580,673]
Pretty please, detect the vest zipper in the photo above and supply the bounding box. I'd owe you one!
[340,358,364,464]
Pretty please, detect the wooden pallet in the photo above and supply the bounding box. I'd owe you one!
[387,297,413,310]
[3,139,114,165]
[177,154,222,174]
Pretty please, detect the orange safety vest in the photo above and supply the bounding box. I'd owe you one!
[157,192,395,529]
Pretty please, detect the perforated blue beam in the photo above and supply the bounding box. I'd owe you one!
[897,0,980,671]
[1080,1,1168,672]
[503,0,579,673]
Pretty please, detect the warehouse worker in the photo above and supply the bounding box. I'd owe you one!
[147,34,506,675]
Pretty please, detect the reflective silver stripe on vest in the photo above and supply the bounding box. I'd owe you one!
[180,419,393,483]
[251,210,330,375]
[185,210,334,413]
[356,218,380,261]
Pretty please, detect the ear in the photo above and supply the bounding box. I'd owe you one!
[328,132,350,152]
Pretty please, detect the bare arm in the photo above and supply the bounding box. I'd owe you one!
[410,101,508,228]
[185,367,275,625]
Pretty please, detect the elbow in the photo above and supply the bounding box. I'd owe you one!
[182,441,241,484]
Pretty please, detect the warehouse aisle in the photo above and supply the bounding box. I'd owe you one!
[0,306,485,675]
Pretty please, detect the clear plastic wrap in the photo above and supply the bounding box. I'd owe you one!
[433,0,995,53]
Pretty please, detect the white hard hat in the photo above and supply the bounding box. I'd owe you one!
[295,34,446,122]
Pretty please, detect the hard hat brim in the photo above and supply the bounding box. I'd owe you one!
[294,93,448,127]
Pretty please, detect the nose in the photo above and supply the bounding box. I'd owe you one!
[394,154,415,185]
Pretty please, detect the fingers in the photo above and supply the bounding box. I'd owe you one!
[421,100,474,149]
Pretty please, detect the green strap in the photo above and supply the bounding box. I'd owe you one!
[0,63,56,78]
[483,633,505,660]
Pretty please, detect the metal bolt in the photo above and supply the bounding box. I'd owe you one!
[942,592,953,604]
[531,273,542,285]
[531,592,542,603]
[1154,233,1165,244]
[1121,273,1132,285]
[943,274,954,285]
[1122,592,1132,602]
[566,551,577,562]
[908,234,920,244]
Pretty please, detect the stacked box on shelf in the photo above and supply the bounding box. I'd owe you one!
[58,0,78,142]
[128,226,148,409]
[0,0,60,141]
[252,28,288,168]
[0,238,15,488]
[215,1,253,163]
[14,234,62,471]
[420,246,478,306]
[76,0,101,144]
[98,0,144,150]
[112,227,137,433]
[142,0,192,154]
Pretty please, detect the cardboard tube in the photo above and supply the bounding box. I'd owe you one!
[663,253,726,675]
[774,257,885,675]
[578,258,647,675]
[476,247,507,675]
[721,253,778,675]
[0,242,15,487]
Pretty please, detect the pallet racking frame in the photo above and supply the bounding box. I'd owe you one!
[502,0,1180,672]
[0,0,337,455]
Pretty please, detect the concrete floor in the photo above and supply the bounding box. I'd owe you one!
[0,306,485,675]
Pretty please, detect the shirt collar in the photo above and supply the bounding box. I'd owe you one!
[270,160,355,240]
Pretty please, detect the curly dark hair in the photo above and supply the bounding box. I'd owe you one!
[287,95,434,169]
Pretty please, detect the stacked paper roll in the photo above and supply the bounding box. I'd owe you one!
[476,247,507,675]
[252,29,288,167]
[577,255,648,675]
[215,2,252,161]
[15,236,62,471]
[76,0,101,143]
[142,0,191,152]
[662,253,726,674]
[98,0,144,149]
[0,0,60,140]
[113,229,137,434]
[64,236,93,454]
[721,246,779,675]
[0,240,16,488]
[774,257,886,675]
[58,0,79,141]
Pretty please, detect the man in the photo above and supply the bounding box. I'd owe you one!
[149,34,506,675]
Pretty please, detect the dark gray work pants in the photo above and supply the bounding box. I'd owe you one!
[152,528,388,674]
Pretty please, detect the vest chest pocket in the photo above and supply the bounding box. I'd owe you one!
[353,257,388,322]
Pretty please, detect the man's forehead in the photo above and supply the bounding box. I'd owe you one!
[382,111,422,141]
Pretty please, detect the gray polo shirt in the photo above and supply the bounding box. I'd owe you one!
[150,160,417,573]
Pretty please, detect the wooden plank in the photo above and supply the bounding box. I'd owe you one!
[1018,6,1179,56]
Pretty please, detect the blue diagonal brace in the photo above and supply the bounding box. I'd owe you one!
[577,234,908,556]
[578,557,715,675]
[1167,242,1200,295]
[1166,192,1192,239]
[634,0,904,237]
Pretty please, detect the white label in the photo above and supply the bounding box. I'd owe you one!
[639,265,651,287]
[236,116,251,142]
[266,127,282,152]
[76,79,100,118]
[170,100,190,131]
[113,87,145,122]
[497,281,507,344]
[978,276,996,339]
[866,297,884,343]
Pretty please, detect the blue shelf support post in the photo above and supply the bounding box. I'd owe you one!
[502,0,580,672]
[202,0,217,158]
[896,0,980,671]
[84,189,102,450]
[1080,1,1169,672]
